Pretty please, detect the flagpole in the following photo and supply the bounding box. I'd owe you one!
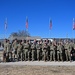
[73,30,74,43]
[66,33,68,41]
[26,16,28,40]
[73,18,75,43]
[49,18,52,39]
[26,28,28,40]
[49,18,50,39]
[4,29,6,39]
[49,29,51,39]
[4,18,7,39]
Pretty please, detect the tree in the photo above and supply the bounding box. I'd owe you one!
[9,30,30,37]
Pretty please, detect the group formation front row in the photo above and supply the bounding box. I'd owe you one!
[3,39,75,62]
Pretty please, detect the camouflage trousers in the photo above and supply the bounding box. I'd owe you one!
[3,51,12,62]
[50,50,53,61]
[24,49,28,61]
[50,50,56,61]
[37,50,40,60]
[65,50,71,61]
[28,51,31,61]
[57,50,60,61]
[17,50,23,61]
[32,50,35,61]
[12,49,17,61]
[43,50,48,61]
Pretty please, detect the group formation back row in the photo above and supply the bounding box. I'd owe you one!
[2,38,75,62]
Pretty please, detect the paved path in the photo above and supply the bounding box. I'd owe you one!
[0,61,75,66]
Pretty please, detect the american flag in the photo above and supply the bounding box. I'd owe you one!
[50,19,52,30]
[26,17,28,29]
[5,18,7,30]
[73,18,75,30]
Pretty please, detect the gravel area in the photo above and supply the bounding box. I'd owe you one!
[0,61,75,75]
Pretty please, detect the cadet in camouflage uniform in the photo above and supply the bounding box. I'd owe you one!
[50,42,54,61]
[27,40,31,61]
[42,40,48,61]
[68,41,73,61]
[64,41,69,61]
[53,42,57,61]
[31,41,36,61]
[3,39,7,62]
[38,39,43,60]
[21,39,25,60]
[51,39,57,61]
[60,42,65,61]
[73,42,75,50]
[17,42,23,61]
[72,41,75,60]
[12,39,18,61]
[57,43,60,61]
[36,41,41,61]
[70,45,75,61]
[46,39,50,61]
[23,40,30,61]
[7,40,12,61]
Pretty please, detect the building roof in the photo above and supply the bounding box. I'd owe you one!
[8,36,41,40]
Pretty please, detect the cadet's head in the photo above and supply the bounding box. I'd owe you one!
[14,39,17,42]
[44,40,46,42]
[24,40,26,43]
[46,39,49,43]
[40,39,43,42]
[43,40,46,44]
[15,38,17,40]
[20,41,22,44]
[50,42,52,45]
[70,40,73,43]
[59,42,61,45]
[57,43,59,45]
[37,41,40,44]
[21,39,24,42]
[7,40,10,43]
[53,38,56,41]
[4,39,7,42]
[26,40,29,43]
[34,39,36,42]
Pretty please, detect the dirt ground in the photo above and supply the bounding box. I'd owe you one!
[0,65,75,75]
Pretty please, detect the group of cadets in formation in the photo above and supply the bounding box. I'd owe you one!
[3,38,75,62]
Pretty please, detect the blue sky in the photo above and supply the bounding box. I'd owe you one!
[0,0,75,38]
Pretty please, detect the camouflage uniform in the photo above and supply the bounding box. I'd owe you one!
[28,40,31,61]
[4,40,7,53]
[73,43,75,50]
[50,43,54,61]
[60,43,65,61]
[36,41,41,61]
[39,40,43,60]
[17,42,23,61]
[53,43,57,61]
[57,43,60,61]
[65,42,69,61]
[3,39,7,62]
[47,41,50,61]
[31,43,36,61]
[7,40,12,61]
[42,42,48,61]
[12,40,18,61]
[23,41,29,61]
[21,40,25,60]
[68,42,73,61]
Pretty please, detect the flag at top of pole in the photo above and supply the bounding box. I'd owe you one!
[26,17,28,29]
[5,18,7,30]
[50,19,52,30]
[73,18,75,30]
